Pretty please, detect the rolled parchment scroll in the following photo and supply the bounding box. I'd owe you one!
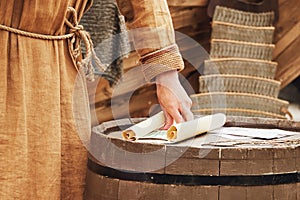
[166,113,226,142]
[122,111,165,141]
[122,112,226,143]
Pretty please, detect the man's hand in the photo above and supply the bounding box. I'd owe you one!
[156,70,194,129]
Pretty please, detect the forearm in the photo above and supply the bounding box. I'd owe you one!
[116,0,184,81]
[116,0,174,55]
[116,0,192,125]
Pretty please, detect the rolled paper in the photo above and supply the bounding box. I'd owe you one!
[122,130,136,141]
[166,113,226,142]
[166,127,177,140]
[122,111,165,140]
[122,112,226,143]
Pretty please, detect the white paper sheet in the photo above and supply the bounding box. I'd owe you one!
[211,127,298,140]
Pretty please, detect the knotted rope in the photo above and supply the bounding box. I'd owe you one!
[65,7,107,81]
[0,24,74,39]
[0,7,106,81]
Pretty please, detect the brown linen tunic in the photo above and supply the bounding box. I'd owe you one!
[0,0,179,199]
[0,1,92,199]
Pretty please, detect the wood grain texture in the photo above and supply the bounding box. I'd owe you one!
[274,0,300,42]
[297,183,300,200]
[118,180,139,200]
[170,6,208,29]
[163,185,219,200]
[85,118,300,200]
[219,186,247,200]
[92,178,166,200]
[84,169,120,200]
[273,184,297,200]
[296,146,300,172]
[225,116,300,131]
[273,20,300,59]
[165,146,220,175]
[275,36,300,88]
[138,182,164,200]
[247,185,274,200]
[274,0,300,88]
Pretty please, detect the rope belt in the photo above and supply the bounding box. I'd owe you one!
[0,7,106,81]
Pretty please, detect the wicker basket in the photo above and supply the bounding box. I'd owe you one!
[211,21,275,44]
[190,92,289,118]
[210,39,275,60]
[213,6,274,27]
[192,108,287,119]
[198,74,280,97]
[198,5,289,119]
[204,58,277,78]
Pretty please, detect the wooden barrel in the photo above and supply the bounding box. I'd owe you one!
[84,116,300,200]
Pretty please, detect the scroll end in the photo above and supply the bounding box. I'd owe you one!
[167,126,177,141]
[122,130,136,141]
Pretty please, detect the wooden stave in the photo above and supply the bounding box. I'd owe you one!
[85,117,300,199]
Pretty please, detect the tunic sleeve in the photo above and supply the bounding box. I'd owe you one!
[116,0,184,81]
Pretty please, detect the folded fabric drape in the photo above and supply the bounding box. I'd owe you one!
[0,0,94,199]
[80,0,129,85]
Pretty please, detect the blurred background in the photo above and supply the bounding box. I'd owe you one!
[81,0,300,123]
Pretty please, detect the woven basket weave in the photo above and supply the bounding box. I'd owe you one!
[198,5,290,119]
[204,59,277,78]
[198,74,280,97]
[213,6,274,27]
[210,39,274,60]
[192,108,286,119]
[211,21,275,44]
[190,92,289,117]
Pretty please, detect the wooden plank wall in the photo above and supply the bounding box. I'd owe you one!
[274,0,300,88]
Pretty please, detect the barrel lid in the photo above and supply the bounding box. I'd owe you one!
[89,116,300,175]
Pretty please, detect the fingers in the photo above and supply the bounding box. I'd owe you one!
[162,109,173,130]
[162,106,192,130]
[156,72,193,127]
[181,104,194,121]
[179,96,193,121]
[168,107,184,124]
[161,106,184,129]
